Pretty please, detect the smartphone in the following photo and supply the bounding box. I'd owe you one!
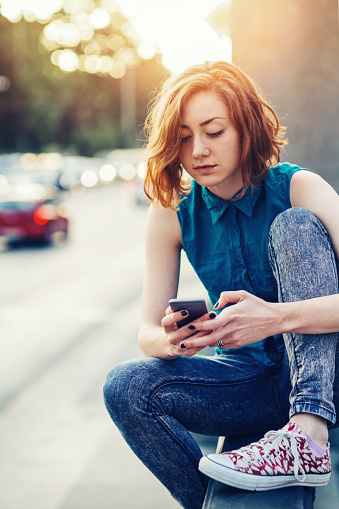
[169,298,208,328]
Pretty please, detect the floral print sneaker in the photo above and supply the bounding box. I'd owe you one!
[199,422,331,491]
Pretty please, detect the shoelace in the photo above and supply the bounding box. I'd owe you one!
[234,429,306,482]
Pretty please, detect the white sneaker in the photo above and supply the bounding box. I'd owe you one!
[199,422,331,491]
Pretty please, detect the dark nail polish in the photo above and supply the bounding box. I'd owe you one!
[188,324,195,330]
[214,301,219,309]
[180,343,186,349]
[181,310,188,316]
[209,312,217,319]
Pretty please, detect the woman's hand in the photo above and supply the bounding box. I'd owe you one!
[181,290,281,351]
[161,307,217,357]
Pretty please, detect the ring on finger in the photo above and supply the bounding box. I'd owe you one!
[217,339,226,348]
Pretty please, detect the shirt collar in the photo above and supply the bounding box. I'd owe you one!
[200,183,262,225]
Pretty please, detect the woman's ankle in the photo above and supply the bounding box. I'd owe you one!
[290,413,328,447]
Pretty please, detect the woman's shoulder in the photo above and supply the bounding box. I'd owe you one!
[266,162,308,186]
[263,163,308,206]
[147,202,181,229]
[146,203,183,248]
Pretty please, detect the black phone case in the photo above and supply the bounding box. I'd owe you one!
[169,298,208,328]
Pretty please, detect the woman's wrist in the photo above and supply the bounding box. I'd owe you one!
[138,325,179,360]
[273,301,302,334]
[273,298,334,335]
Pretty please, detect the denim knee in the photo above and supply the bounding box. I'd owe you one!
[269,207,330,252]
[103,359,147,422]
[103,361,131,423]
[268,207,338,300]
[103,357,170,425]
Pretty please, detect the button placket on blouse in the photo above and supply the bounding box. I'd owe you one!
[229,205,255,293]
[229,205,241,248]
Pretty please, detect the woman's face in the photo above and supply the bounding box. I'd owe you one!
[179,91,243,201]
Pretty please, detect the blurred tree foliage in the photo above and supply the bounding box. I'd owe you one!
[0,12,168,156]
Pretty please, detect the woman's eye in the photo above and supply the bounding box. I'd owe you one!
[181,136,191,143]
[207,130,224,138]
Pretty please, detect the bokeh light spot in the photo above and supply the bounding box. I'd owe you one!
[0,76,11,92]
[108,34,124,51]
[1,0,63,22]
[98,55,114,73]
[58,50,79,72]
[89,8,111,29]
[59,172,76,190]
[43,21,62,42]
[81,170,98,188]
[84,42,101,55]
[137,161,147,179]
[63,0,81,14]
[83,54,100,74]
[42,37,60,51]
[51,49,62,66]
[99,164,116,182]
[117,47,138,67]
[78,23,94,41]
[20,153,37,170]
[33,207,50,226]
[119,163,136,181]
[0,175,10,196]
[109,62,126,79]
[59,23,80,47]
[0,3,22,22]
[137,41,157,60]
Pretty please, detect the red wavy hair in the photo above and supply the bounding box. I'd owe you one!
[143,61,287,209]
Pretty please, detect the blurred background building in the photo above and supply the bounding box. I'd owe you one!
[231,0,339,187]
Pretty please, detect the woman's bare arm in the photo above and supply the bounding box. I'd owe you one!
[138,204,183,359]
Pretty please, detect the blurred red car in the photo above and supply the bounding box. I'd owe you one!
[0,185,69,244]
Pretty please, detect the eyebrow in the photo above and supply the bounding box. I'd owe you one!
[180,117,226,129]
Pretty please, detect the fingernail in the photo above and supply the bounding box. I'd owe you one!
[188,324,195,330]
[214,301,219,309]
[209,312,216,319]
[181,310,188,316]
[180,343,186,348]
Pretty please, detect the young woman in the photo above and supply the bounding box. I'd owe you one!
[103,61,339,509]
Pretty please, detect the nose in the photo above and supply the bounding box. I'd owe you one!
[192,136,209,159]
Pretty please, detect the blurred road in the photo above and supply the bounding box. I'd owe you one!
[0,180,338,509]
[0,182,195,509]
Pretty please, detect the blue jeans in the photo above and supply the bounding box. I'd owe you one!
[103,208,339,509]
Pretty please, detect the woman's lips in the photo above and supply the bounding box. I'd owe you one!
[193,165,216,174]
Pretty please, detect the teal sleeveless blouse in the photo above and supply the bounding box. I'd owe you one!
[177,163,306,309]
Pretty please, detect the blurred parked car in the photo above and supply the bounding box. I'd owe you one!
[0,185,69,245]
